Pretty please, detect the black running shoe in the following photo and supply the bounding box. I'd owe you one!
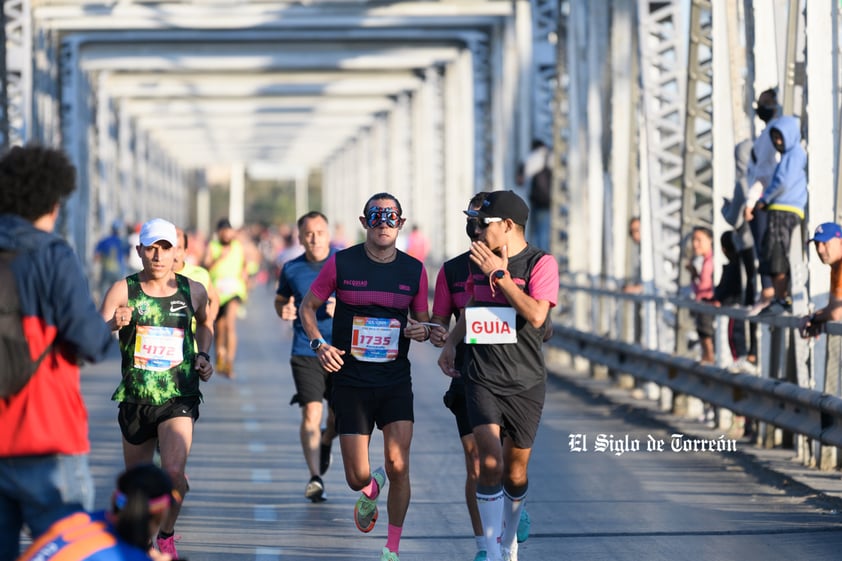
[305,475,325,502]
[319,431,333,475]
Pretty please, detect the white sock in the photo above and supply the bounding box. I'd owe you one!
[500,488,526,551]
[475,535,486,552]
[476,487,504,559]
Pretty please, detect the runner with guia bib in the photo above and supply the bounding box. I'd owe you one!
[437,190,559,561]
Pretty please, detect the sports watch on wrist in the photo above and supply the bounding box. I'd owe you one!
[493,270,506,280]
[309,337,327,351]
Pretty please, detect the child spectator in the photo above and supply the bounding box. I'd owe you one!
[711,231,755,372]
[687,226,714,364]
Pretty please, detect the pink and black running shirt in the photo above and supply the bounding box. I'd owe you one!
[309,243,428,388]
[433,250,472,373]
[465,244,559,395]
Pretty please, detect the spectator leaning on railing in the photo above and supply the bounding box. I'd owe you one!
[799,223,842,338]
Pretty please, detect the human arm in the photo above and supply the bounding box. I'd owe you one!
[46,243,114,361]
[274,294,297,320]
[429,265,457,347]
[299,255,344,371]
[799,299,842,338]
[274,265,296,320]
[99,278,133,332]
[204,276,220,324]
[429,314,451,347]
[404,264,432,342]
[188,279,214,381]
[203,240,233,271]
[759,148,807,206]
[469,242,554,328]
[437,311,467,378]
[622,282,643,294]
[745,179,764,221]
[300,289,345,372]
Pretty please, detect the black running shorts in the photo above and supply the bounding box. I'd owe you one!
[118,396,200,445]
[289,355,333,406]
[332,380,414,435]
[466,379,545,449]
[443,377,472,438]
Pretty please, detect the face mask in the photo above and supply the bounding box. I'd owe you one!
[366,207,401,229]
[756,105,776,123]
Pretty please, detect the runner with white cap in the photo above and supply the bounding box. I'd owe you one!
[100,217,214,558]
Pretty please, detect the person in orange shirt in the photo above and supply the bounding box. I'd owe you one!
[17,464,175,561]
[799,223,842,337]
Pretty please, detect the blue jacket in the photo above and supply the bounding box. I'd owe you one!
[760,115,808,218]
[0,213,114,456]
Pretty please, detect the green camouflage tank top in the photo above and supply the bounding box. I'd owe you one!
[111,273,200,405]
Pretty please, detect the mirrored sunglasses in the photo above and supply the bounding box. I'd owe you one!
[366,207,401,228]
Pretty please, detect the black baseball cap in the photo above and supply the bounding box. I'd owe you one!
[464,190,529,226]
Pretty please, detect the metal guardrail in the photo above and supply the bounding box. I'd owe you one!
[558,281,842,335]
[550,282,842,450]
[548,324,842,447]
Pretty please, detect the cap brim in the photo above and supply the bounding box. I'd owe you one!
[140,237,175,246]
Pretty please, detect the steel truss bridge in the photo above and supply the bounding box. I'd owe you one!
[5,0,842,468]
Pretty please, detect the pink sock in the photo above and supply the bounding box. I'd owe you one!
[361,475,380,499]
[385,524,403,554]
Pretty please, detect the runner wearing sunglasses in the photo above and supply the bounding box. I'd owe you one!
[298,192,434,561]
[432,193,535,561]
[437,190,559,561]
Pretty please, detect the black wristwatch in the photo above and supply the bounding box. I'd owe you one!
[494,270,506,280]
[309,337,327,351]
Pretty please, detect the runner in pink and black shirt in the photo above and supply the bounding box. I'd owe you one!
[299,192,432,561]
[437,190,559,561]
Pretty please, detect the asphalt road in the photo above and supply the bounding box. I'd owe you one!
[76,285,842,561]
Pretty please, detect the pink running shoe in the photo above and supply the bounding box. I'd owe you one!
[157,534,178,558]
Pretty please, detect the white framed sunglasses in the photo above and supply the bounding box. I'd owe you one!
[479,217,504,228]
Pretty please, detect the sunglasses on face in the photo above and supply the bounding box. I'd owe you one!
[465,216,503,231]
[366,207,401,228]
[475,217,503,229]
[464,209,504,229]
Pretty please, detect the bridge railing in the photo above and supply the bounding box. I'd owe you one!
[548,282,842,470]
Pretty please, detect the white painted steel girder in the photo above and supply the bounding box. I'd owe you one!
[636,0,687,353]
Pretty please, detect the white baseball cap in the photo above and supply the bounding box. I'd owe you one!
[139,218,177,247]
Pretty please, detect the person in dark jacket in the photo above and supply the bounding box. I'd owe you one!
[711,231,751,369]
[0,145,115,561]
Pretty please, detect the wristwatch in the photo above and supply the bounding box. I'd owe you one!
[493,270,506,280]
[309,337,327,351]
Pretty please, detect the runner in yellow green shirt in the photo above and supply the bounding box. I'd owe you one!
[203,218,248,377]
[174,227,219,325]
